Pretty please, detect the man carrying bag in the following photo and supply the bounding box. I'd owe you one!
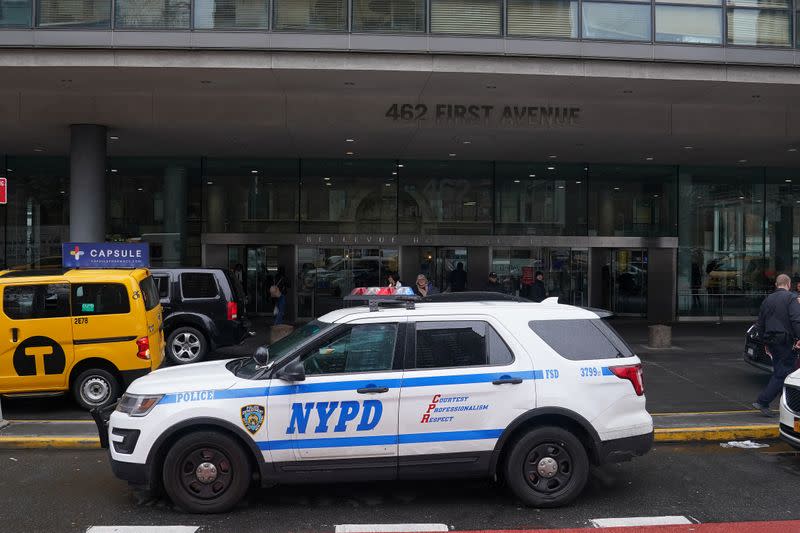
[753,274,800,416]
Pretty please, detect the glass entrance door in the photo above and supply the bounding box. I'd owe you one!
[417,248,469,292]
[610,249,648,316]
[491,248,587,305]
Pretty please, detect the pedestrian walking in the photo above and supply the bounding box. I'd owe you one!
[484,272,504,293]
[270,266,288,326]
[413,274,439,297]
[448,262,468,292]
[753,273,800,416]
[531,271,546,302]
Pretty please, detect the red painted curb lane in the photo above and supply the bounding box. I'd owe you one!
[455,520,800,533]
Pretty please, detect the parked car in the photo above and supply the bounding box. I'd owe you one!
[779,369,800,449]
[743,323,772,372]
[150,268,249,365]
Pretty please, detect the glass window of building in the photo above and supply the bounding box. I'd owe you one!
[677,167,765,318]
[430,0,502,35]
[3,157,69,270]
[726,0,791,46]
[655,0,723,44]
[352,0,425,32]
[582,1,652,41]
[495,163,586,236]
[0,0,31,26]
[588,165,677,237]
[491,247,588,305]
[107,158,201,267]
[273,0,346,31]
[300,160,397,234]
[36,0,110,28]
[115,0,190,28]
[194,0,268,28]
[507,0,579,38]
[765,169,800,284]
[399,160,492,235]
[204,159,298,234]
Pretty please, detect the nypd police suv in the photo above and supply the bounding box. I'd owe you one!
[97,292,653,513]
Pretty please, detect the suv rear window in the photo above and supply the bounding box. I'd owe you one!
[528,319,633,360]
[180,273,219,299]
[72,283,130,316]
[139,276,160,311]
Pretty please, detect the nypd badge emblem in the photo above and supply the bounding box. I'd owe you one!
[240,404,265,434]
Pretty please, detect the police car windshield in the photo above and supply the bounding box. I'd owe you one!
[231,320,331,379]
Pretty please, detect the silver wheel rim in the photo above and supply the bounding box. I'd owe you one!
[82,376,111,405]
[172,332,202,362]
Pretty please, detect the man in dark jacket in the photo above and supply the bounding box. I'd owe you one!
[753,273,800,416]
[449,262,467,292]
[484,272,504,293]
[531,271,546,303]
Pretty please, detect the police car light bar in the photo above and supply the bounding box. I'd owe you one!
[344,287,418,311]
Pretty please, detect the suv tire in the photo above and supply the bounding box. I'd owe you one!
[72,368,120,410]
[162,430,251,514]
[167,327,208,365]
[504,426,589,508]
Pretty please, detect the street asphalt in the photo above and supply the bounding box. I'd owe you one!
[0,442,798,532]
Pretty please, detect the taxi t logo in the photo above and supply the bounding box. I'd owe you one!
[13,336,66,376]
[286,400,383,434]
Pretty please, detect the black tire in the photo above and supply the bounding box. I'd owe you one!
[504,426,589,508]
[162,431,251,514]
[167,327,208,365]
[72,368,121,410]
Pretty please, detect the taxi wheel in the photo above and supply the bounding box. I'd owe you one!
[504,426,589,508]
[72,368,120,410]
[162,431,251,514]
[167,327,208,365]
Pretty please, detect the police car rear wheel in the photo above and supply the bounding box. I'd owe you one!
[163,431,250,514]
[72,368,120,410]
[167,327,208,365]
[505,426,589,508]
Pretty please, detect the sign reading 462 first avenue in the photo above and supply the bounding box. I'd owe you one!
[62,242,150,269]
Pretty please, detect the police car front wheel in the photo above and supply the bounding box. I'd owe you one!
[504,426,589,508]
[162,430,251,514]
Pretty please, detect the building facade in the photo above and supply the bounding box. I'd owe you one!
[3,0,800,322]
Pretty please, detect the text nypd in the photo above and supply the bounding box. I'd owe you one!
[286,400,383,434]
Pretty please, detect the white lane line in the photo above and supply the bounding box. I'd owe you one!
[590,516,694,528]
[335,524,449,533]
[86,526,198,533]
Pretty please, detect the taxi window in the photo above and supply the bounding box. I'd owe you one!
[414,321,514,369]
[303,323,398,375]
[528,319,633,360]
[72,283,131,316]
[3,284,70,320]
[139,276,160,311]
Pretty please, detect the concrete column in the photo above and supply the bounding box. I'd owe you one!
[467,246,489,291]
[69,124,107,242]
[647,247,677,323]
[206,184,227,233]
[163,165,188,267]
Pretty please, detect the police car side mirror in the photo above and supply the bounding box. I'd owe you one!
[277,360,305,382]
[253,346,270,366]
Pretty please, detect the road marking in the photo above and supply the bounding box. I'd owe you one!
[590,516,694,527]
[86,526,199,533]
[335,524,449,532]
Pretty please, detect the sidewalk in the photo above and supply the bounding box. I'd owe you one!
[0,320,785,449]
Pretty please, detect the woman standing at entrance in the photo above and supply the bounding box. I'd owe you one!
[413,274,439,297]
[271,266,288,325]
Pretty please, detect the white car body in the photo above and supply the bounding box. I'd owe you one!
[779,369,800,448]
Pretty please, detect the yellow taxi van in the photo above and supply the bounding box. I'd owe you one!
[0,268,164,410]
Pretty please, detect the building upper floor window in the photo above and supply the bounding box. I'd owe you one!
[36,0,111,28]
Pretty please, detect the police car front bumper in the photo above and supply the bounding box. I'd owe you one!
[110,457,150,486]
[597,431,654,463]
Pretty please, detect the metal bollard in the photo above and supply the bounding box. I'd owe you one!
[648,324,672,349]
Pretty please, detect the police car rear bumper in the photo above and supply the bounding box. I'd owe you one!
[597,431,654,463]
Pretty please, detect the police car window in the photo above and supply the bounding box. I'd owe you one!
[139,276,160,311]
[181,273,219,299]
[528,319,633,361]
[488,325,514,365]
[304,323,397,375]
[72,283,130,316]
[3,284,70,320]
[415,321,488,368]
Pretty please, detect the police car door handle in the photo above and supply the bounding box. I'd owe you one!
[11,328,18,343]
[492,376,523,385]
[357,386,389,394]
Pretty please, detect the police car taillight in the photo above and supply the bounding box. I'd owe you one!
[609,363,644,396]
[227,301,238,321]
[136,336,151,360]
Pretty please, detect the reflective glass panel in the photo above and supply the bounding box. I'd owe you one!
[508,0,579,38]
[582,2,651,41]
[399,160,492,235]
[0,0,31,26]
[495,163,586,236]
[194,0,268,28]
[300,160,397,234]
[656,6,723,43]
[352,0,425,32]
[588,165,677,237]
[115,0,190,28]
[727,0,788,7]
[765,169,800,285]
[36,0,110,27]
[727,8,791,46]
[492,247,588,305]
[431,0,502,35]
[273,0,346,31]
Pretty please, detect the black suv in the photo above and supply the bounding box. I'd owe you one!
[151,268,249,365]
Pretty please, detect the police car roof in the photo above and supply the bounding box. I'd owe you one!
[320,300,602,323]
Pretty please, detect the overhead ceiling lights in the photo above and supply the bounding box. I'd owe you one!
[462,140,471,145]
[449,153,456,157]
[575,180,582,184]
[557,185,565,189]
[33,147,44,152]
[547,166,555,170]
[683,146,693,150]
[738,159,748,163]
[326,183,332,186]
[785,179,792,183]
[110,169,118,173]
[137,187,144,191]
[789,147,798,152]
[529,174,536,178]
[346,151,354,156]
[207,181,214,185]
[645,157,654,161]
[251,170,258,174]
[109,135,119,141]
[392,171,397,175]
[397,164,404,168]
[323,177,331,181]
[613,187,620,191]
[346,138,355,143]
[513,179,520,183]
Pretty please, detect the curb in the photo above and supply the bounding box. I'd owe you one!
[0,436,101,449]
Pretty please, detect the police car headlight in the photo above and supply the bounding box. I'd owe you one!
[116,393,163,417]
